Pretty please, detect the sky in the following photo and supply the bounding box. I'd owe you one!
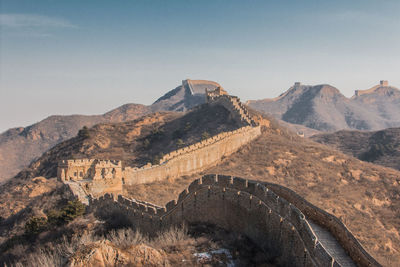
[0,0,399,133]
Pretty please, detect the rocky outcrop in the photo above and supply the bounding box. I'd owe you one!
[68,241,169,267]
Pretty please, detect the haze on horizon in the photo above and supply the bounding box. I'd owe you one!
[0,0,399,133]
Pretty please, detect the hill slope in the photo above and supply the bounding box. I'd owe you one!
[0,104,151,183]
[127,125,400,266]
[247,81,400,132]
[15,103,242,180]
[311,127,400,171]
[1,104,399,265]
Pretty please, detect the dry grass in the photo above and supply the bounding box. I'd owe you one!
[6,223,273,267]
[123,129,400,266]
[106,228,148,249]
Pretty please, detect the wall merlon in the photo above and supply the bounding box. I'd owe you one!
[215,174,233,187]
[166,200,177,212]
[202,174,217,185]
[177,188,189,203]
[156,207,166,215]
[232,177,248,190]
[188,179,202,193]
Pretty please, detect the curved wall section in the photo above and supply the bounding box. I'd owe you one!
[88,175,380,267]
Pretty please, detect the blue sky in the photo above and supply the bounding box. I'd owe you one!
[1,0,399,132]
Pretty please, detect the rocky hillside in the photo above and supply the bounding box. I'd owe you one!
[126,125,400,266]
[0,104,151,183]
[311,127,400,171]
[0,79,221,184]
[1,103,399,265]
[15,103,242,180]
[151,79,221,112]
[247,81,400,132]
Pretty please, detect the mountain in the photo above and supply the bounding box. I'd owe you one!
[15,103,241,180]
[0,79,221,183]
[247,81,400,132]
[311,127,400,171]
[0,104,151,183]
[1,105,399,265]
[151,79,221,111]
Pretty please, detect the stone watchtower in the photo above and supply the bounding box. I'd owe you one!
[380,80,389,86]
[205,86,228,102]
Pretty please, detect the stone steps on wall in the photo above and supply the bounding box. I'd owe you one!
[308,221,356,267]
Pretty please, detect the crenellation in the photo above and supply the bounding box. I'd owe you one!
[177,188,189,203]
[202,174,217,185]
[165,200,177,212]
[216,174,233,187]
[232,177,248,189]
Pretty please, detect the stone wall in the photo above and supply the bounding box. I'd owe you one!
[59,91,262,196]
[122,126,261,185]
[58,159,122,182]
[58,159,123,198]
[89,174,380,267]
[206,90,256,126]
[263,182,380,267]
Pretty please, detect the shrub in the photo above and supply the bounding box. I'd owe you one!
[152,224,188,249]
[172,129,183,139]
[176,139,185,148]
[201,131,210,140]
[107,228,148,249]
[152,153,164,165]
[78,126,90,139]
[60,200,85,223]
[143,139,150,149]
[149,128,165,141]
[47,209,64,226]
[184,122,191,132]
[25,216,48,236]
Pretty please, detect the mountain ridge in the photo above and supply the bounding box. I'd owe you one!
[247,81,400,132]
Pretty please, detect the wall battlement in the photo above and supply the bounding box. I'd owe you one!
[89,174,380,267]
[206,88,257,126]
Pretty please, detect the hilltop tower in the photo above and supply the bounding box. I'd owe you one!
[205,86,228,102]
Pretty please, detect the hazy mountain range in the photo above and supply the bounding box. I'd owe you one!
[1,79,400,183]
[0,80,220,183]
[247,81,400,132]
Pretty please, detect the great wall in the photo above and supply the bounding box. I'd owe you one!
[58,87,261,198]
[88,174,381,267]
[57,87,381,266]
